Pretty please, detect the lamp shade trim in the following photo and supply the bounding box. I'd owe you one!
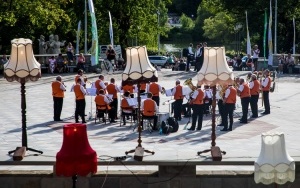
[122,46,158,86]
[197,47,234,86]
[4,38,41,83]
[254,133,295,185]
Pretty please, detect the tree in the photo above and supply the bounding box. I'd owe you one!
[0,0,73,52]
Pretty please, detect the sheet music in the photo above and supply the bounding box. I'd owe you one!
[165,89,173,96]
[126,98,138,106]
[86,88,97,96]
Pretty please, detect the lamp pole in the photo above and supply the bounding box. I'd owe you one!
[157,10,160,55]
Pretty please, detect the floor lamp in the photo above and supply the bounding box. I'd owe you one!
[196,47,234,161]
[122,46,158,161]
[4,38,43,160]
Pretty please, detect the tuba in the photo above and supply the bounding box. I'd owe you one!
[183,78,197,98]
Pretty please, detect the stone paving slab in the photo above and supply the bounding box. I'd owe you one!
[0,70,300,171]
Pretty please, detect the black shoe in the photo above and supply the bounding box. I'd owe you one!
[196,128,202,131]
[217,124,223,126]
[261,112,270,115]
[251,115,258,118]
[82,121,87,123]
[75,121,79,123]
[153,127,158,131]
[220,128,228,131]
[187,128,195,131]
[110,120,116,123]
[228,127,232,131]
[240,121,247,124]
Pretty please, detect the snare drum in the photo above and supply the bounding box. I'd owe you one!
[157,112,170,126]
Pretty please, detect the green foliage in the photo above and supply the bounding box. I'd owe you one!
[203,12,235,43]
[180,14,195,30]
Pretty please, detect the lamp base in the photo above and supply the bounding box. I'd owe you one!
[197,146,226,161]
[9,146,43,161]
[125,146,155,161]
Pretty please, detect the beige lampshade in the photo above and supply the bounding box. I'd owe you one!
[122,46,158,85]
[254,133,295,185]
[197,47,234,86]
[4,38,41,83]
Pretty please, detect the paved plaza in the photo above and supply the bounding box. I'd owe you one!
[0,70,300,172]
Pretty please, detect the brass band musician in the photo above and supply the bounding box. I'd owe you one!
[94,74,106,94]
[188,85,205,131]
[95,89,116,123]
[172,80,183,121]
[73,78,87,123]
[221,85,237,131]
[74,69,85,87]
[249,74,260,118]
[261,69,271,115]
[147,81,162,106]
[237,78,251,124]
[52,75,66,121]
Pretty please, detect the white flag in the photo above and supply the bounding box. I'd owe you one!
[109,11,114,46]
[246,11,251,55]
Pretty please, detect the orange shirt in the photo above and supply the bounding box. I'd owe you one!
[74,85,85,100]
[174,85,183,100]
[149,83,159,96]
[143,99,156,116]
[250,80,260,95]
[52,81,64,98]
[74,75,81,84]
[140,83,146,91]
[95,95,111,110]
[262,76,272,91]
[95,79,106,93]
[106,83,118,99]
[121,98,130,108]
[122,85,134,93]
[193,89,204,105]
[226,87,237,104]
[240,83,250,98]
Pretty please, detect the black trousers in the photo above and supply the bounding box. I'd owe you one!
[195,57,203,72]
[218,99,225,125]
[75,99,86,123]
[152,96,160,106]
[263,91,270,113]
[173,99,183,120]
[191,104,204,130]
[182,103,191,116]
[241,97,250,122]
[253,58,258,70]
[223,103,235,130]
[110,98,118,117]
[250,95,259,117]
[141,115,158,130]
[53,97,63,121]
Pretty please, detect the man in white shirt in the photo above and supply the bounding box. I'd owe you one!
[252,45,260,71]
[187,43,194,71]
[194,43,202,72]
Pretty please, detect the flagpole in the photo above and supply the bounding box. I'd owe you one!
[84,0,87,54]
[274,0,277,54]
[263,10,267,68]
